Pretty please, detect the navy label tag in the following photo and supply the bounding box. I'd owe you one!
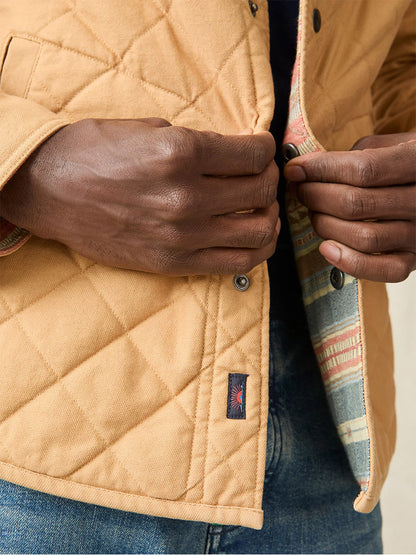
[227,373,248,419]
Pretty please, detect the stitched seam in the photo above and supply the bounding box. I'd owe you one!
[66,256,252,495]
[0,119,69,186]
[17,33,109,67]
[0,294,148,495]
[0,459,263,515]
[0,261,96,327]
[184,276,212,494]
[169,29,252,127]
[175,429,261,502]
[13,29,244,133]
[0,284,191,424]
[34,4,74,35]
[0,281,251,429]
[13,33,192,110]
[33,79,69,112]
[65,318,264,481]
[244,2,259,130]
[187,281,259,368]
[71,0,119,62]
[151,0,253,119]
[119,0,172,61]
[64,363,213,480]
[202,277,221,504]
[70,269,253,496]
[23,42,42,99]
[254,262,265,507]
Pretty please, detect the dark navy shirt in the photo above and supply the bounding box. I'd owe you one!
[267,0,304,321]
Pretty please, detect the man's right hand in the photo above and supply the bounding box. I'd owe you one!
[0,118,279,275]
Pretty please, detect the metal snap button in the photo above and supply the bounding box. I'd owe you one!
[313,9,321,32]
[233,274,250,291]
[330,267,344,290]
[248,0,258,17]
[282,143,300,163]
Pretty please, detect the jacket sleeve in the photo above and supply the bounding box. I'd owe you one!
[372,1,416,135]
[0,92,69,256]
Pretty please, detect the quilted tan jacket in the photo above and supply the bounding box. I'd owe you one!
[0,0,415,530]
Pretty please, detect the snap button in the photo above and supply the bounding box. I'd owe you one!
[330,267,344,290]
[282,143,300,163]
[313,9,321,32]
[248,0,258,17]
[233,274,250,291]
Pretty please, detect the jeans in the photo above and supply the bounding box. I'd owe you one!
[0,319,382,554]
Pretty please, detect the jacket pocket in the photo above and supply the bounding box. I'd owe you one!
[1,33,107,115]
[0,36,42,98]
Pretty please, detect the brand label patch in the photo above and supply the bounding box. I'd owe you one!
[227,373,248,419]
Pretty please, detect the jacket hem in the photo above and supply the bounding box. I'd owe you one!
[0,462,264,530]
[353,489,378,514]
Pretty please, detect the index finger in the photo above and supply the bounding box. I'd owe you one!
[199,131,276,176]
[284,140,416,187]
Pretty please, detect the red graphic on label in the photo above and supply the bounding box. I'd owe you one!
[231,384,243,411]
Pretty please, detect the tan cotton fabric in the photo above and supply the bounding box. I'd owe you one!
[0,0,414,529]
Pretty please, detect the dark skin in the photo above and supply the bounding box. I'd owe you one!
[285,133,416,282]
[1,120,415,282]
[0,118,280,276]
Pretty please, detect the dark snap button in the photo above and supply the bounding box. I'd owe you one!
[282,143,300,163]
[313,9,321,32]
[330,267,344,290]
[233,274,250,291]
[248,0,258,17]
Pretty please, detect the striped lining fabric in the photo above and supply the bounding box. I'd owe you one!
[283,12,370,492]
[0,218,30,257]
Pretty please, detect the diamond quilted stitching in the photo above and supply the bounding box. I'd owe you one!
[34,2,73,35]
[0,282,194,430]
[0,299,151,493]
[17,274,124,376]
[0,319,56,422]
[0,383,103,477]
[187,281,259,369]
[0,238,89,317]
[62,335,173,448]
[180,430,260,505]
[67,378,199,499]
[0,0,272,513]
[80,263,189,330]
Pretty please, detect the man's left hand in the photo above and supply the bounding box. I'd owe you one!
[284,133,416,282]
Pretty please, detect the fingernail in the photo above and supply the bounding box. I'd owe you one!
[320,241,341,264]
[285,165,306,182]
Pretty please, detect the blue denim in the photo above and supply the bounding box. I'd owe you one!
[0,319,382,554]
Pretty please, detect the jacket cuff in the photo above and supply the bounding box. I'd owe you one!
[0,92,70,256]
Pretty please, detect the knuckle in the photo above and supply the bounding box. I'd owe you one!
[153,249,188,275]
[258,168,278,207]
[350,252,364,278]
[163,187,195,219]
[355,152,380,186]
[160,223,185,248]
[229,252,255,274]
[346,189,375,219]
[255,221,275,248]
[250,142,268,174]
[160,127,199,175]
[355,224,379,252]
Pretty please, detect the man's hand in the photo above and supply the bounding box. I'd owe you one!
[0,118,280,275]
[285,133,416,282]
